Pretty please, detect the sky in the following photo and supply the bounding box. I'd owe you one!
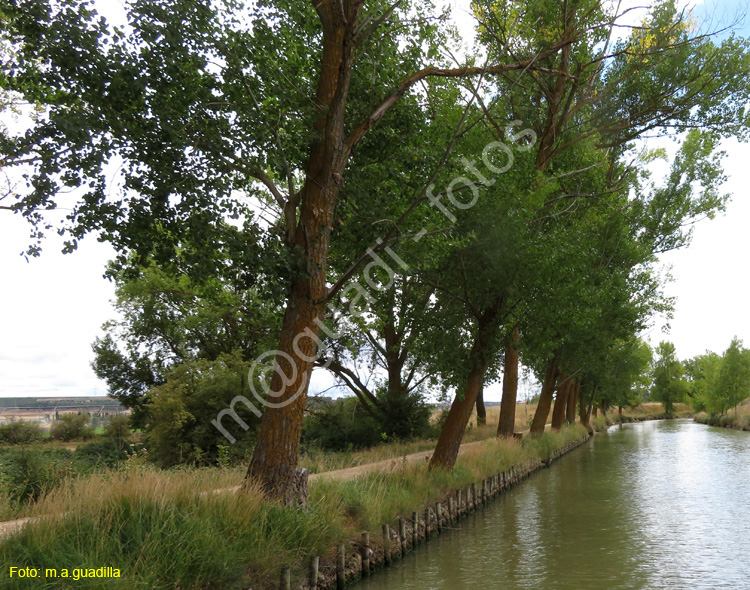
[0,0,748,401]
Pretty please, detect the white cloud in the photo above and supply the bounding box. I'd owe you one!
[0,216,116,397]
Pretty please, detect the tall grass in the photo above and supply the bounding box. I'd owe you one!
[694,405,750,431]
[1,426,589,589]
[1,468,345,589]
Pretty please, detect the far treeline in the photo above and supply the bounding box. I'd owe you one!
[652,338,750,419]
[2,0,750,503]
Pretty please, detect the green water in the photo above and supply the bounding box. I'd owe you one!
[355,420,750,590]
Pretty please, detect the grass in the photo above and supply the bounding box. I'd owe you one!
[298,439,438,474]
[694,402,750,430]
[610,402,693,422]
[0,425,590,589]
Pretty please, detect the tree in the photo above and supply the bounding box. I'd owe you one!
[92,244,284,423]
[715,338,750,415]
[429,0,747,460]
[651,341,688,415]
[496,325,520,437]
[598,339,653,413]
[684,351,722,413]
[1,0,575,502]
[144,352,259,467]
[50,413,93,441]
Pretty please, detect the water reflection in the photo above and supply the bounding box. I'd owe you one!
[355,420,750,590]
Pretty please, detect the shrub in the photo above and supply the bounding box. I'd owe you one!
[375,386,433,440]
[50,413,94,441]
[144,352,258,467]
[0,421,45,445]
[74,439,145,469]
[0,448,74,505]
[103,414,131,440]
[302,397,384,452]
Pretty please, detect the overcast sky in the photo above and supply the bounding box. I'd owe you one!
[1,0,748,400]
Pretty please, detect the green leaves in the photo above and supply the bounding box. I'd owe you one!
[651,340,688,414]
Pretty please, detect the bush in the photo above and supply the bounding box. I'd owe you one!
[74,439,145,469]
[0,448,74,505]
[50,413,94,441]
[302,397,385,452]
[374,386,433,440]
[0,421,45,445]
[144,352,259,467]
[103,414,131,440]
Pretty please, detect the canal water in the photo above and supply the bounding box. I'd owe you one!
[355,420,750,590]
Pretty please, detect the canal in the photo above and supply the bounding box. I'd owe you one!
[355,420,750,589]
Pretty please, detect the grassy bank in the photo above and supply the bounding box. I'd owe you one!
[0,425,589,589]
[694,405,750,431]
[610,402,693,423]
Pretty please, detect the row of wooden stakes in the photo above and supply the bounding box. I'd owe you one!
[276,436,590,590]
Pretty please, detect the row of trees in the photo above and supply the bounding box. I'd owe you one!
[650,338,750,416]
[3,0,750,502]
[684,338,750,415]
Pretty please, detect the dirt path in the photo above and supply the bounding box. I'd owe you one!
[0,516,42,541]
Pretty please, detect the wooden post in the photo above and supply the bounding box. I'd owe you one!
[437,502,443,532]
[448,496,455,522]
[382,524,391,565]
[457,489,463,516]
[470,483,477,510]
[337,544,346,590]
[412,511,419,547]
[361,532,370,577]
[310,556,319,589]
[399,517,407,555]
[280,567,291,590]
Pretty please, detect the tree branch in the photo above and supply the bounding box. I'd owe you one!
[345,37,579,154]
[320,357,385,413]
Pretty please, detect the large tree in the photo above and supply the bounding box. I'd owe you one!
[651,341,688,414]
[0,0,575,501]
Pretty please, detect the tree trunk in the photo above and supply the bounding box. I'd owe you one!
[476,385,487,426]
[429,366,486,470]
[529,351,560,435]
[497,325,520,437]
[430,304,502,471]
[599,399,607,418]
[565,379,579,424]
[245,10,361,503]
[550,375,570,431]
[586,384,598,423]
[578,384,589,427]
